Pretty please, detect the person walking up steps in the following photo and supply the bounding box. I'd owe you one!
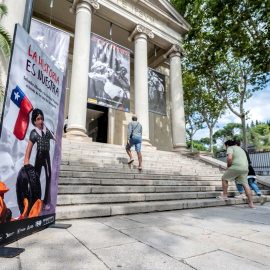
[233,140,267,205]
[126,115,142,170]
[216,140,255,208]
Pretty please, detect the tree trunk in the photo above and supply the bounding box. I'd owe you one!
[209,128,213,154]
[241,115,248,150]
[190,136,194,152]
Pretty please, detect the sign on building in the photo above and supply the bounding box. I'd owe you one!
[148,68,166,115]
[0,24,65,245]
[88,33,130,112]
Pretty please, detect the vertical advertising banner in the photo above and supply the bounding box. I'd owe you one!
[148,68,166,115]
[0,24,65,245]
[88,33,130,112]
[30,19,70,74]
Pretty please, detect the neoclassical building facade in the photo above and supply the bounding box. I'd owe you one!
[0,0,191,151]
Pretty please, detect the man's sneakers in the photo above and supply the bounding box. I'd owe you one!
[128,159,134,164]
[260,195,267,205]
[234,193,246,199]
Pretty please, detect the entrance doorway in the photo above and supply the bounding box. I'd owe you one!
[86,104,108,143]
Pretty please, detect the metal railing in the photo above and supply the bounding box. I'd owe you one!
[249,151,270,176]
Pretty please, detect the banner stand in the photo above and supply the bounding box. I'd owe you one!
[49,223,72,229]
[0,247,25,258]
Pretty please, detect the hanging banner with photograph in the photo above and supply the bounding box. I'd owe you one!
[0,24,65,246]
[30,19,70,74]
[88,33,130,112]
[148,68,166,115]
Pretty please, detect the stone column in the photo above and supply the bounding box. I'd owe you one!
[128,25,154,146]
[164,44,187,151]
[0,0,27,117]
[66,0,99,137]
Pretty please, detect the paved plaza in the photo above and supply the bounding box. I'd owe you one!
[1,202,270,270]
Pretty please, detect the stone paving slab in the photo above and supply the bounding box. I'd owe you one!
[185,250,269,270]
[120,226,217,260]
[94,242,193,270]
[1,202,270,269]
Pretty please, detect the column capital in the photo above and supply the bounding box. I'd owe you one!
[70,0,99,14]
[163,44,186,59]
[128,24,154,42]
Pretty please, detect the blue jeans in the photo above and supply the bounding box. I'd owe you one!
[235,178,261,195]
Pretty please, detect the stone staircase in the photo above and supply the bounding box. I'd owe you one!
[56,139,270,220]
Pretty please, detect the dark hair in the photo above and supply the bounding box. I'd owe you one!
[31,108,44,126]
[234,140,241,146]
[225,140,235,146]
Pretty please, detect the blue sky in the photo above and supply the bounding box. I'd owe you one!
[193,83,270,141]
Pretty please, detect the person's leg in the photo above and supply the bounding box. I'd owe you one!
[221,178,229,198]
[234,180,245,197]
[43,152,51,207]
[136,151,142,169]
[126,148,134,163]
[248,178,261,195]
[242,184,255,208]
[249,178,267,205]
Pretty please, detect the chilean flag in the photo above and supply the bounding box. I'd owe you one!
[10,86,33,140]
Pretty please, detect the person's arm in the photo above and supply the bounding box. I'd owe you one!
[127,123,132,145]
[24,140,34,165]
[227,153,233,168]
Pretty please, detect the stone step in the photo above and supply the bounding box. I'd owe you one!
[58,178,222,186]
[57,185,238,194]
[59,173,222,181]
[57,191,240,205]
[55,196,267,220]
[61,158,204,168]
[57,190,270,206]
[60,163,218,172]
[59,170,223,178]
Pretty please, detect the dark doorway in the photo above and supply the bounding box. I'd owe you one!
[87,104,108,143]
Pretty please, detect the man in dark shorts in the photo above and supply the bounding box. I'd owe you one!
[126,115,142,170]
[217,140,255,208]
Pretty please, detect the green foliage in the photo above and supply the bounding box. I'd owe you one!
[171,0,270,149]
[0,4,11,102]
[199,137,210,146]
[252,124,270,136]
[213,123,242,145]
[187,140,208,151]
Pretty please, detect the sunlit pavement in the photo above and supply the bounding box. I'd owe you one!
[1,202,270,270]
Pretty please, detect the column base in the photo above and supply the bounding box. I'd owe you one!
[64,127,90,142]
[172,145,187,152]
[141,139,157,151]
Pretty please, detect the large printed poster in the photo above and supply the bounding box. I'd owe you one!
[88,33,130,112]
[0,24,65,245]
[148,68,166,115]
[30,19,70,74]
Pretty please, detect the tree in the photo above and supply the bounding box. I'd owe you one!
[171,0,270,150]
[183,71,205,152]
[213,123,242,146]
[187,140,208,152]
[195,78,226,153]
[0,3,12,102]
[171,0,270,73]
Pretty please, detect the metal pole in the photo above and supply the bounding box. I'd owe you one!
[22,0,34,33]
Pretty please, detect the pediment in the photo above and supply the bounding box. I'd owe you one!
[144,0,191,30]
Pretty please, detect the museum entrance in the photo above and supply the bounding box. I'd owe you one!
[86,104,108,143]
